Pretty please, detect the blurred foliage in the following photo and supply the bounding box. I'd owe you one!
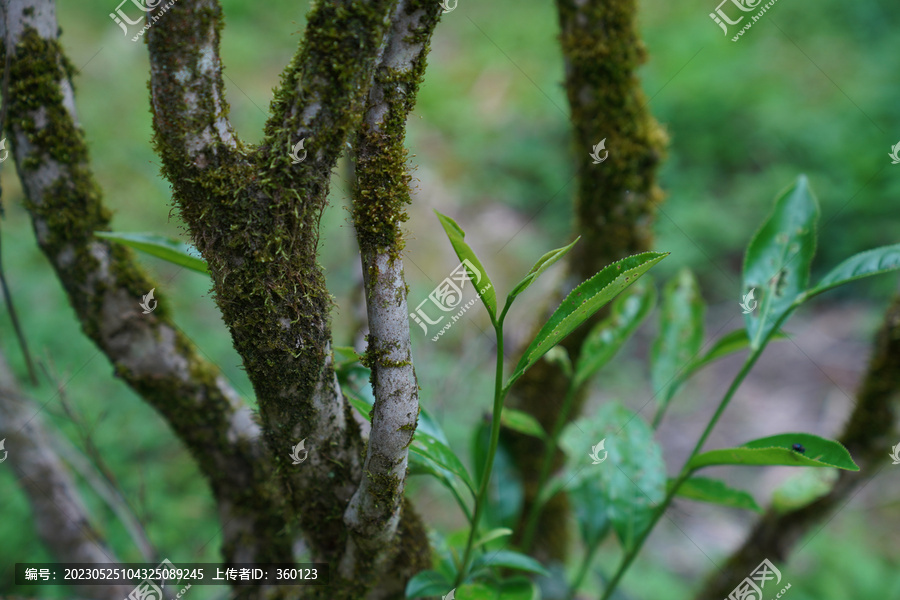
[1,0,898,597]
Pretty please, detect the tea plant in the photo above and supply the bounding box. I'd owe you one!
[101,175,900,600]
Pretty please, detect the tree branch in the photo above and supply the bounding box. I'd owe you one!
[0,348,134,600]
[695,292,900,599]
[144,0,414,588]
[0,0,286,566]
[342,0,440,588]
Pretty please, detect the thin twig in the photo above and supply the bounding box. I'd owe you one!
[0,0,38,386]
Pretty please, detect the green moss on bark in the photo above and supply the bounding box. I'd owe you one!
[6,26,290,565]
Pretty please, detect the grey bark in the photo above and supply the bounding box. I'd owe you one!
[0,348,134,600]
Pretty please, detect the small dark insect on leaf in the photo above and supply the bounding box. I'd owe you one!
[792,443,806,454]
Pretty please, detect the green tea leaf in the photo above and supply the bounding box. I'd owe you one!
[500,408,547,440]
[472,418,524,528]
[405,570,452,598]
[650,269,704,414]
[417,407,451,446]
[346,393,373,422]
[435,211,498,324]
[771,468,838,513]
[473,578,539,600]
[411,432,477,493]
[471,550,550,576]
[407,452,473,522]
[573,277,656,389]
[742,176,819,349]
[560,402,666,552]
[346,382,450,446]
[95,231,209,274]
[507,252,668,390]
[685,329,788,377]
[569,482,613,547]
[449,583,493,599]
[804,243,900,300]
[532,474,568,516]
[333,346,362,363]
[473,527,513,549]
[507,237,580,303]
[543,346,573,379]
[689,433,859,472]
[672,477,762,512]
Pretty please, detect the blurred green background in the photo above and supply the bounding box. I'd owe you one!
[1,0,899,597]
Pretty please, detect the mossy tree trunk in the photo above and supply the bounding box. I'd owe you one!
[506,0,668,561]
[1,0,440,598]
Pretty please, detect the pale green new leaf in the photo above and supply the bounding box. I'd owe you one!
[405,570,452,598]
[473,528,513,549]
[803,243,900,300]
[543,346,573,379]
[573,277,657,389]
[411,432,477,493]
[453,580,538,600]
[666,329,789,400]
[500,408,547,440]
[507,237,580,302]
[471,550,550,576]
[686,329,788,376]
[689,433,858,472]
[95,231,209,274]
[651,269,704,413]
[743,176,819,349]
[435,211,498,324]
[671,476,762,512]
[771,468,838,513]
[507,252,668,390]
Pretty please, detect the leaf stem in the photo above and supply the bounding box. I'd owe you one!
[567,536,601,600]
[455,322,507,587]
[521,381,577,552]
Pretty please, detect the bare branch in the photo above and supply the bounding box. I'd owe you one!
[0,348,133,600]
[695,292,900,599]
[0,0,286,565]
[342,0,441,585]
